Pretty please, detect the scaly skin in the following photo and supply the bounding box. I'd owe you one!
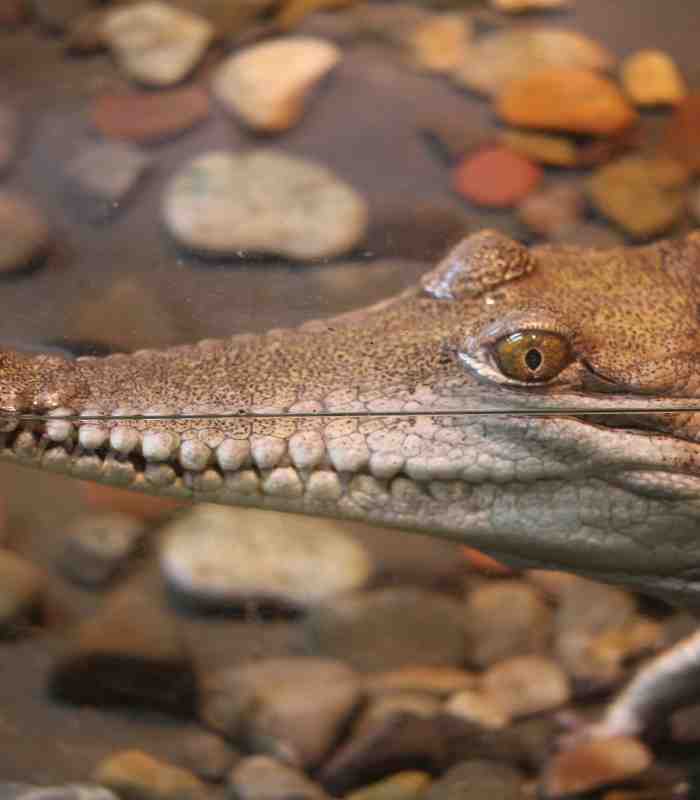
[3,229,700,736]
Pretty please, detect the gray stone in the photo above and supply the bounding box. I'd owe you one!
[201,657,362,768]
[305,587,468,673]
[0,191,50,274]
[57,511,145,587]
[63,141,152,222]
[0,786,118,800]
[228,756,329,800]
[162,150,368,261]
[160,505,373,610]
[102,2,214,87]
[0,549,46,637]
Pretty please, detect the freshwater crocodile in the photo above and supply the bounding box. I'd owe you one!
[3,229,700,738]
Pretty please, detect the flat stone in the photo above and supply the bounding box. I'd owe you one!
[423,761,523,800]
[481,655,570,717]
[62,141,152,223]
[57,512,146,587]
[30,0,92,31]
[418,113,491,161]
[464,580,553,667]
[103,2,214,87]
[91,86,210,143]
[453,145,542,208]
[0,105,19,174]
[178,729,241,782]
[442,689,510,731]
[200,657,362,767]
[161,505,372,610]
[490,0,568,10]
[94,750,206,800]
[365,666,477,697]
[0,786,118,800]
[500,130,578,167]
[542,737,652,798]
[212,36,341,133]
[517,183,585,238]
[49,588,197,714]
[406,13,472,74]
[229,756,329,800]
[498,67,637,135]
[453,28,613,96]
[305,587,468,672]
[0,191,50,274]
[662,92,700,173]
[0,550,46,637]
[587,155,686,240]
[621,49,686,107]
[163,149,368,260]
[346,772,432,800]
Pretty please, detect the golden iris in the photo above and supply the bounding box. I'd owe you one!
[494,331,572,383]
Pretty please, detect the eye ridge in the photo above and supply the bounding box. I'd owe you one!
[493,329,572,384]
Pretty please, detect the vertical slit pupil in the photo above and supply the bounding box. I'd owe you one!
[525,349,542,371]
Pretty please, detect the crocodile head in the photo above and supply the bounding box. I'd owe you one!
[3,230,700,605]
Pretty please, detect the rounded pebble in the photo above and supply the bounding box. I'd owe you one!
[160,504,373,609]
[517,184,585,238]
[481,655,570,717]
[0,549,45,636]
[0,191,50,274]
[453,146,542,208]
[621,49,686,107]
[94,750,205,800]
[229,756,328,800]
[163,150,368,261]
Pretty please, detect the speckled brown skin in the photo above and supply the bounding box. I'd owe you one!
[4,229,700,737]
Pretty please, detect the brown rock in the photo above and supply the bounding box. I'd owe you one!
[550,222,625,249]
[490,0,568,10]
[587,155,686,240]
[498,67,637,136]
[575,125,640,167]
[0,105,19,175]
[662,93,700,173]
[517,183,585,238]
[230,756,329,800]
[442,689,510,731]
[419,113,491,161]
[621,49,686,107]
[543,737,652,798]
[406,13,472,74]
[81,482,184,522]
[0,0,28,26]
[500,130,578,167]
[424,761,523,800]
[179,729,241,782]
[65,8,110,52]
[453,145,542,208]
[481,655,570,717]
[94,750,206,800]
[0,191,51,274]
[92,86,210,144]
[346,772,432,800]
[365,666,478,697]
[0,549,46,637]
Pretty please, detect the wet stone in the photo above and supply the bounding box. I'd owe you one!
[30,0,92,31]
[65,8,110,52]
[92,86,210,144]
[365,666,477,697]
[94,750,206,800]
[550,221,625,249]
[0,549,46,637]
[0,105,19,175]
[346,772,432,800]
[0,0,28,26]
[63,141,152,223]
[500,130,577,167]
[587,155,686,240]
[442,689,510,731]
[305,587,468,672]
[498,67,637,136]
[662,93,700,173]
[481,655,570,717]
[453,28,613,97]
[517,183,585,238]
[621,49,686,107]
[0,191,50,274]
[418,113,491,161]
[161,505,373,610]
[423,760,524,800]
[103,2,214,87]
[49,588,197,715]
[178,729,241,783]
[542,737,653,798]
[200,657,362,768]
[490,0,568,10]
[453,146,541,208]
[229,756,329,800]
[175,0,279,41]
[0,787,119,800]
[163,149,368,260]
[213,36,341,133]
[406,13,472,74]
[464,579,553,667]
[57,512,145,587]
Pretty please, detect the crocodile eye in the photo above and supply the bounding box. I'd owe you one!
[493,330,572,383]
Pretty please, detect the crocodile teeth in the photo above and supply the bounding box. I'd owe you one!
[79,409,108,450]
[251,436,287,469]
[142,431,180,462]
[110,426,140,455]
[185,468,224,492]
[46,407,75,443]
[145,463,177,486]
[306,470,342,501]
[216,439,250,471]
[289,431,325,469]
[369,452,405,479]
[179,440,211,471]
[261,467,303,498]
[224,469,260,495]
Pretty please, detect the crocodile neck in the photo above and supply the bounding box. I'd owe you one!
[3,231,700,604]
